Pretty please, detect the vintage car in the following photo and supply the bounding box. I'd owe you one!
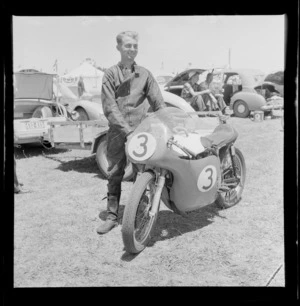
[222,68,283,118]
[14,71,104,144]
[53,80,105,121]
[163,68,208,97]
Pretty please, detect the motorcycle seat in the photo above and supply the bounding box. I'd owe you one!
[200,124,238,149]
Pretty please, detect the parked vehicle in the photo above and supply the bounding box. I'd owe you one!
[53,80,105,121]
[122,107,246,254]
[263,70,284,96]
[163,68,208,97]
[164,68,283,118]
[14,71,105,145]
[222,69,283,118]
[48,90,197,181]
[14,71,70,145]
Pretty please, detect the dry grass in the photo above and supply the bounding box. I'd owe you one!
[14,116,284,287]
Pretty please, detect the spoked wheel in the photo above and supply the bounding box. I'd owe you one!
[122,171,161,254]
[216,147,246,208]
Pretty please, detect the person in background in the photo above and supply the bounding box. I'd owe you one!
[77,75,86,98]
[198,73,227,112]
[13,75,30,194]
[14,137,30,194]
[97,31,166,234]
[181,71,207,111]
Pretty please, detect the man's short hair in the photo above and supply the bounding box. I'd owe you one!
[116,31,139,45]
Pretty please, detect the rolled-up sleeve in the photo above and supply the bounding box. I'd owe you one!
[144,72,166,112]
[101,70,133,136]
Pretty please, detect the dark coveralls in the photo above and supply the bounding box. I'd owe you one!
[101,62,166,220]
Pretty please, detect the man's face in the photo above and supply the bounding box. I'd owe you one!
[117,36,138,61]
[191,74,199,83]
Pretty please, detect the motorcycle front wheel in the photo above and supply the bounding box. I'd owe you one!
[216,147,246,208]
[122,171,161,254]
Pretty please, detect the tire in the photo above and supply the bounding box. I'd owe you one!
[75,107,89,121]
[122,171,161,254]
[233,100,250,118]
[32,106,53,118]
[95,136,134,181]
[215,147,246,209]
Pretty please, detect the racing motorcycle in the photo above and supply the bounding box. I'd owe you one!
[121,108,246,254]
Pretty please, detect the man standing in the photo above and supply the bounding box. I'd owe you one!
[77,76,85,98]
[97,31,166,234]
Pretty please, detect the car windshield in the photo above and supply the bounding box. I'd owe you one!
[14,72,54,100]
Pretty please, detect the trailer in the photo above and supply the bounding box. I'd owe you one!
[46,118,134,181]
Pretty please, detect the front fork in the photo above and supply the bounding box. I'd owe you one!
[218,145,238,192]
[149,169,167,217]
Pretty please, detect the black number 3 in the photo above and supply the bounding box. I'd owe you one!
[202,168,213,190]
[132,134,148,158]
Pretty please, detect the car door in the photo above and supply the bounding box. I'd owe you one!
[223,73,242,105]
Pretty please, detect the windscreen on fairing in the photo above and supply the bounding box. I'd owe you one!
[140,107,199,135]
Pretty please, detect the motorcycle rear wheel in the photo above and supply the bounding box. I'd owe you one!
[216,147,246,208]
[122,171,160,254]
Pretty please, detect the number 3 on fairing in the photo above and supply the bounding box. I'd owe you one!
[197,165,217,192]
[128,132,157,161]
[132,134,148,157]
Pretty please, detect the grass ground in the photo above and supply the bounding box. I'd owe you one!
[13,116,284,287]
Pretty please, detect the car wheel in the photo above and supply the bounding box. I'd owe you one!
[32,106,53,118]
[75,107,89,121]
[96,136,134,181]
[233,100,250,118]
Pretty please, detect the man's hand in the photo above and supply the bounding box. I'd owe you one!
[126,131,134,143]
[215,93,224,98]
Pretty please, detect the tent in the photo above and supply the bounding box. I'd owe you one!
[59,62,104,96]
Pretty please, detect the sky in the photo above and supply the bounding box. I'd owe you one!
[13,15,285,75]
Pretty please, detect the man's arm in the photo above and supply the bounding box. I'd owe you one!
[101,71,133,137]
[144,71,166,111]
[189,82,211,97]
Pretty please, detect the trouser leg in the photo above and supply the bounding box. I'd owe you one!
[106,130,127,220]
[14,155,20,193]
[191,95,206,111]
[217,96,227,111]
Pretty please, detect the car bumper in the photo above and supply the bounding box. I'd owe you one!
[14,117,68,144]
[261,104,283,111]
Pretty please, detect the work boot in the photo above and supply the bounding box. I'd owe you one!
[14,185,31,194]
[96,193,119,234]
[96,219,118,234]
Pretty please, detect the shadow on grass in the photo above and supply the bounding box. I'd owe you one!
[14,144,69,160]
[119,202,226,261]
[51,156,107,179]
